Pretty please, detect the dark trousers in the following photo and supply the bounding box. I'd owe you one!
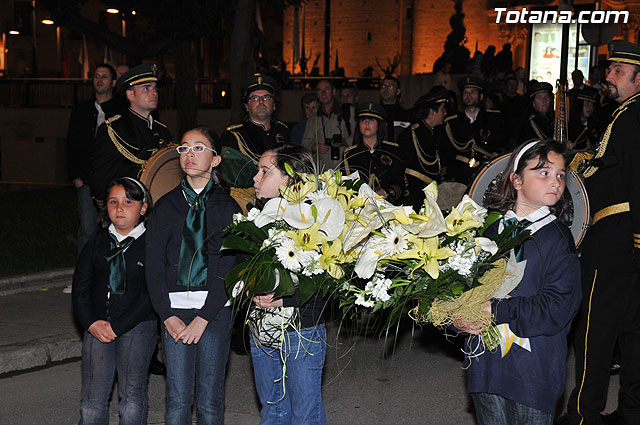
[567,265,640,425]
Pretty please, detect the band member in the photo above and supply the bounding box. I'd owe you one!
[90,63,172,203]
[397,86,448,211]
[219,74,289,188]
[519,80,554,143]
[343,102,406,204]
[565,40,640,425]
[568,86,604,151]
[440,76,506,185]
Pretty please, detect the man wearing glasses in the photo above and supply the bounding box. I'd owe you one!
[220,74,290,188]
[90,63,172,202]
[379,76,411,141]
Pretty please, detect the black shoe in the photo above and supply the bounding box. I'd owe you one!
[148,357,166,375]
[610,363,622,375]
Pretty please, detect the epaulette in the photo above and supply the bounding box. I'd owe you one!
[154,120,168,129]
[410,122,420,130]
[382,140,399,147]
[344,145,358,154]
[105,115,121,125]
[444,114,458,122]
[486,109,501,114]
[276,120,289,129]
[528,114,536,120]
[226,123,243,131]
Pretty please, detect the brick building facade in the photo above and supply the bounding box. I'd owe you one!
[282,0,640,78]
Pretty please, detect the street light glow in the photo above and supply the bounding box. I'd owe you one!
[106,8,120,14]
[132,11,137,15]
[41,19,55,25]
[9,30,20,35]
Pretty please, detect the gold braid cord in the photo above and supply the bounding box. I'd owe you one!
[582,93,640,178]
[445,121,474,152]
[413,126,441,172]
[529,116,546,140]
[107,121,146,165]
[232,131,260,165]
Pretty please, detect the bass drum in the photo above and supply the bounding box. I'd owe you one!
[139,146,185,204]
[139,146,255,214]
[467,152,590,247]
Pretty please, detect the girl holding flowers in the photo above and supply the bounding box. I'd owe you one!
[250,144,328,425]
[145,126,240,425]
[455,139,581,424]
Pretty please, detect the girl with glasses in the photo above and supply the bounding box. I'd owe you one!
[146,126,240,425]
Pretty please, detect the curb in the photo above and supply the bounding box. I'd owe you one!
[0,335,82,376]
[0,268,74,296]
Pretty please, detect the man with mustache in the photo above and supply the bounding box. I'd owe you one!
[220,74,290,187]
[563,40,640,425]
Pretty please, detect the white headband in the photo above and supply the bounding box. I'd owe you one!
[122,177,148,203]
[512,140,540,173]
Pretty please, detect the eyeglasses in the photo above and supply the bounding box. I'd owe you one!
[175,144,217,155]
[248,94,274,103]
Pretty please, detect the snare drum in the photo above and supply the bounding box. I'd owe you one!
[139,146,184,204]
[468,152,590,247]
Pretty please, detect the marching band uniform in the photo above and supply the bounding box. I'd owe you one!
[566,40,640,425]
[89,64,172,202]
[519,81,554,143]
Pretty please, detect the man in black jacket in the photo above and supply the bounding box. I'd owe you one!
[90,63,173,203]
[66,64,121,256]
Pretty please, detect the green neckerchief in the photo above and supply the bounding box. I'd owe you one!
[177,176,216,288]
[503,217,532,261]
[104,234,135,294]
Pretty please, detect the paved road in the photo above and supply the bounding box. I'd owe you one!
[0,320,621,425]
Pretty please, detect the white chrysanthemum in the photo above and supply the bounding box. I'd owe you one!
[355,293,375,307]
[305,187,330,203]
[365,273,393,302]
[262,227,287,249]
[442,239,477,277]
[275,238,303,271]
[232,213,247,224]
[247,208,260,221]
[380,224,409,256]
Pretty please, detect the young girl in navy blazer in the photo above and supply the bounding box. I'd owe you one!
[72,176,156,425]
[455,139,581,424]
[145,126,240,425]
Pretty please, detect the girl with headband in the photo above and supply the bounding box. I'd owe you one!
[455,139,581,424]
[72,176,156,424]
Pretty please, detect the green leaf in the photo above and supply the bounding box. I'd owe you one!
[284,162,295,179]
[225,262,250,295]
[478,212,503,236]
[233,220,268,241]
[272,266,296,298]
[220,234,258,253]
[311,204,318,222]
[297,274,321,304]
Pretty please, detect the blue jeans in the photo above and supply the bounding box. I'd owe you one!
[79,320,156,425]
[471,393,553,425]
[76,184,97,255]
[163,307,231,425]
[251,324,327,425]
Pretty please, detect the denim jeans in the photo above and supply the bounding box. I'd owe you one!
[79,319,156,425]
[251,324,327,425]
[471,393,553,425]
[76,184,98,255]
[163,307,231,425]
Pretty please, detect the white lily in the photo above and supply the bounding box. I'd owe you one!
[312,197,346,241]
[253,198,288,228]
[475,237,498,256]
[354,238,386,279]
[456,194,488,222]
[282,202,314,229]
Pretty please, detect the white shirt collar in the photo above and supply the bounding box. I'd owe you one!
[499,206,555,235]
[109,222,146,242]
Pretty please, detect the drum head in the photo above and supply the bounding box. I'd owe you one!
[140,147,184,204]
[468,153,590,247]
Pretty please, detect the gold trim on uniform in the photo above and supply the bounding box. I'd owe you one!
[405,168,433,184]
[445,119,474,152]
[382,141,399,147]
[226,124,243,131]
[528,114,547,140]
[591,202,630,225]
[583,92,640,178]
[380,154,393,166]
